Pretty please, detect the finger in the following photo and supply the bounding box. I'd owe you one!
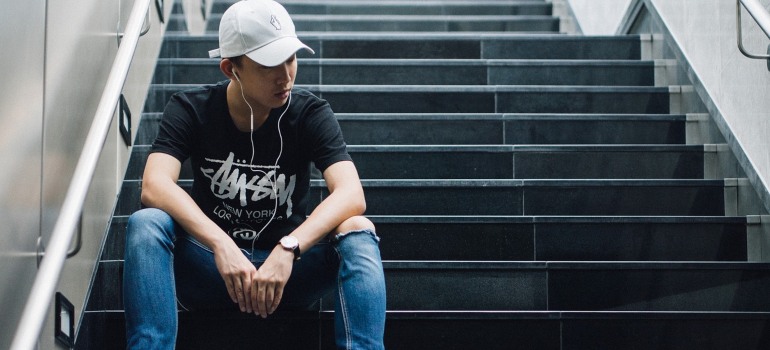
[270,285,283,315]
[225,278,237,304]
[234,278,246,312]
[263,285,275,316]
[242,274,253,314]
[256,283,268,318]
[250,278,259,313]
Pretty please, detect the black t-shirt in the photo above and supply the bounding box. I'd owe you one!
[151,81,351,249]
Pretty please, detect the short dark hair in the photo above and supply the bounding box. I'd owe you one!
[228,55,246,68]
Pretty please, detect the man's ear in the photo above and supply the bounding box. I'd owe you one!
[220,59,236,79]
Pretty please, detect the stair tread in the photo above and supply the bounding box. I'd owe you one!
[145,178,725,186]
[94,308,770,320]
[227,14,559,20]
[109,214,748,223]
[165,32,637,40]
[382,261,770,269]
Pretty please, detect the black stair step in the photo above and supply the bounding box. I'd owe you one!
[153,58,655,86]
[336,179,726,216]
[101,215,748,262]
[371,216,748,261]
[376,311,770,350]
[137,113,687,147]
[348,144,705,180]
[78,310,770,350]
[145,84,671,114]
[160,33,642,60]
[114,179,727,216]
[125,144,706,180]
[205,14,560,33]
[383,261,770,312]
[497,113,687,145]
[86,259,770,312]
[212,0,554,16]
[335,113,689,145]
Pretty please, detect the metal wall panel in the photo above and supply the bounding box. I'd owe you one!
[1,0,168,345]
[0,0,46,348]
[38,0,121,345]
[38,0,170,347]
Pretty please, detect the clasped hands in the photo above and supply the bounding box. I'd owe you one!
[215,242,295,318]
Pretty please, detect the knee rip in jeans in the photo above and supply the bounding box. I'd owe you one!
[333,228,380,243]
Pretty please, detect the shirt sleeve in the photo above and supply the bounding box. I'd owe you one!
[150,93,197,162]
[301,98,352,173]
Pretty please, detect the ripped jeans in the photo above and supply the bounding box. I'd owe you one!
[123,208,386,349]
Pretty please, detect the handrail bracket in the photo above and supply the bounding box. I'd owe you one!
[737,0,770,65]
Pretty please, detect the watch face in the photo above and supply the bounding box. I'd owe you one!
[281,235,298,249]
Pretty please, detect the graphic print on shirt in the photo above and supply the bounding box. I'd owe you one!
[200,152,296,241]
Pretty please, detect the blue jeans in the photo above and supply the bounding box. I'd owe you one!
[123,208,386,349]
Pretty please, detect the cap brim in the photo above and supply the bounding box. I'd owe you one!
[244,37,315,67]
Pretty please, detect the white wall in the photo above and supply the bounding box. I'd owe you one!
[647,0,770,207]
[568,0,633,34]
[566,0,770,210]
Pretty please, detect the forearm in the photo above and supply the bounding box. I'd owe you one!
[141,176,230,251]
[288,161,367,254]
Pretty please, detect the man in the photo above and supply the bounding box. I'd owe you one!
[122,0,387,348]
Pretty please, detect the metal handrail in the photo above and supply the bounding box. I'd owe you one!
[9,0,153,348]
[737,0,770,59]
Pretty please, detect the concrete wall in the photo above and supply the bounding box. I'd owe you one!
[567,0,633,34]
[642,0,770,211]
[567,0,770,213]
[0,0,171,348]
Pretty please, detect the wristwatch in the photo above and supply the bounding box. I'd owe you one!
[279,236,301,261]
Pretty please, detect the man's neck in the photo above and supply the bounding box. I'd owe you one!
[227,80,269,132]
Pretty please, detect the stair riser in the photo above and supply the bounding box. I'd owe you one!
[145,87,670,114]
[351,149,704,179]
[206,16,560,32]
[137,114,687,146]
[153,61,655,86]
[212,3,554,16]
[503,118,686,145]
[125,146,704,180]
[160,36,642,60]
[549,268,770,312]
[103,217,747,262]
[87,259,770,312]
[78,311,770,350]
[355,184,724,216]
[114,180,726,216]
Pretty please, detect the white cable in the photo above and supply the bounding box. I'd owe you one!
[250,93,289,253]
[233,72,291,254]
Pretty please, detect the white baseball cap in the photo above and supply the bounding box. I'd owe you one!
[208,0,314,67]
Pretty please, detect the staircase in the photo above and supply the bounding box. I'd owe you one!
[76,0,770,349]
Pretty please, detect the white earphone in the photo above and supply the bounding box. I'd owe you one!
[231,66,292,253]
